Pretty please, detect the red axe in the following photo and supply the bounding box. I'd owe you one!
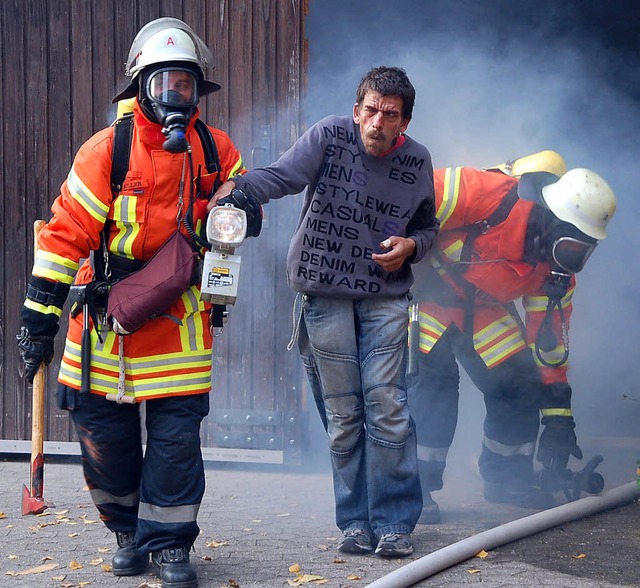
[22,220,51,515]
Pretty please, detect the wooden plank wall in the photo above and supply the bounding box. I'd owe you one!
[0,0,308,461]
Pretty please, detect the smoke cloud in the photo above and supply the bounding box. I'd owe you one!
[302,0,640,485]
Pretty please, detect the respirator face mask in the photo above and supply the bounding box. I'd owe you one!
[540,215,598,274]
[145,67,199,153]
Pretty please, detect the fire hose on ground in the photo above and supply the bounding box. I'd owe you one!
[365,481,640,588]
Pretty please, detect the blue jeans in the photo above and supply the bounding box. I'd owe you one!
[297,293,422,538]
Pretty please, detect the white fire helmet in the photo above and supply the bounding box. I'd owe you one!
[541,168,616,240]
[113,17,220,103]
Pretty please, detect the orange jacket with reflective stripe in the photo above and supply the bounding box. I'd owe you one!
[417,167,575,387]
[32,101,246,401]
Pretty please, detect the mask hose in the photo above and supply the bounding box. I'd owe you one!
[535,271,570,367]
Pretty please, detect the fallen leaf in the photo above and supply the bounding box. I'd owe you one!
[5,562,59,575]
[55,509,70,516]
[0,512,6,519]
[52,575,66,581]
[287,574,328,586]
[69,560,83,570]
[98,547,111,553]
[467,568,481,574]
[333,558,346,564]
[8,555,17,560]
[89,558,104,565]
[289,563,301,574]
[207,540,228,548]
[101,563,112,572]
[252,519,263,523]
[476,549,489,559]
[348,574,361,580]
[69,532,79,537]
[277,513,291,517]
[572,553,587,559]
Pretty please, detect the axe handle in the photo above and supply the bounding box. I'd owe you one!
[30,220,46,491]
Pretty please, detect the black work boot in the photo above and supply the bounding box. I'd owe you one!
[112,531,149,576]
[152,546,197,588]
[418,492,441,524]
[484,481,556,509]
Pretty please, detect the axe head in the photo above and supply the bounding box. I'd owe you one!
[21,484,48,515]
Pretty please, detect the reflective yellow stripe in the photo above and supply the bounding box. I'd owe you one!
[24,298,63,318]
[67,167,110,222]
[436,167,461,227]
[33,250,79,283]
[418,311,447,353]
[110,195,140,258]
[529,342,568,367]
[59,333,212,398]
[481,331,526,367]
[475,316,526,367]
[523,286,574,312]
[441,239,463,263]
[179,288,208,352]
[541,408,573,417]
[228,157,245,179]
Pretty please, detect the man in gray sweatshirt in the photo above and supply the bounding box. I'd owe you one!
[210,66,439,557]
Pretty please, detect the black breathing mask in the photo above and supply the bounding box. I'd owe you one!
[143,66,199,153]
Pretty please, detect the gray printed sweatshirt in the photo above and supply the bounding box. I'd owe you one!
[233,114,439,298]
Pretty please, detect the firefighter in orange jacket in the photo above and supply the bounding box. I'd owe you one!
[16,18,260,588]
[408,151,617,524]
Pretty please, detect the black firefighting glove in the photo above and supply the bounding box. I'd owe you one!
[17,277,68,383]
[16,326,55,383]
[218,188,263,238]
[537,415,583,472]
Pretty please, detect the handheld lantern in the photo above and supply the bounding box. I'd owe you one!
[200,204,247,305]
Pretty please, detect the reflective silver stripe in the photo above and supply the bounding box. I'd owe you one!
[90,488,139,507]
[483,435,535,457]
[417,444,448,462]
[138,501,200,524]
[67,168,110,222]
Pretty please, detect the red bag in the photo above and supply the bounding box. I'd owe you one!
[107,231,198,334]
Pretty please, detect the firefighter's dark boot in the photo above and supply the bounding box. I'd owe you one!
[152,545,197,588]
[418,491,441,524]
[484,481,555,509]
[112,531,149,576]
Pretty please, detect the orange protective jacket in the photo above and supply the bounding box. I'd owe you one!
[30,101,245,401]
[416,166,575,395]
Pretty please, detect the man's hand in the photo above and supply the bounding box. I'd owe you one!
[371,236,416,272]
[206,180,236,212]
[217,188,263,238]
[537,415,583,472]
[16,327,55,383]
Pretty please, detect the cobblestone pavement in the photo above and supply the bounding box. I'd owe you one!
[0,437,638,588]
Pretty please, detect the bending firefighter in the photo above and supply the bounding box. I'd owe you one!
[16,18,260,588]
[408,151,616,524]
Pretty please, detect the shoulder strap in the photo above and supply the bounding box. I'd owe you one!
[459,184,519,263]
[194,119,221,177]
[111,113,134,193]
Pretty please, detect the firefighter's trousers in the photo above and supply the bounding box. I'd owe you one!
[57,385,210,553]
[407,325,542,494]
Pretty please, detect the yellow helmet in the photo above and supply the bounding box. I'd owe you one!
[494,150,568,178]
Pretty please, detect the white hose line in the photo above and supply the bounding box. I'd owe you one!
[366,481,640,588]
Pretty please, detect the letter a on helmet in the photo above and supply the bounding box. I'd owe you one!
[541,168,616,240]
